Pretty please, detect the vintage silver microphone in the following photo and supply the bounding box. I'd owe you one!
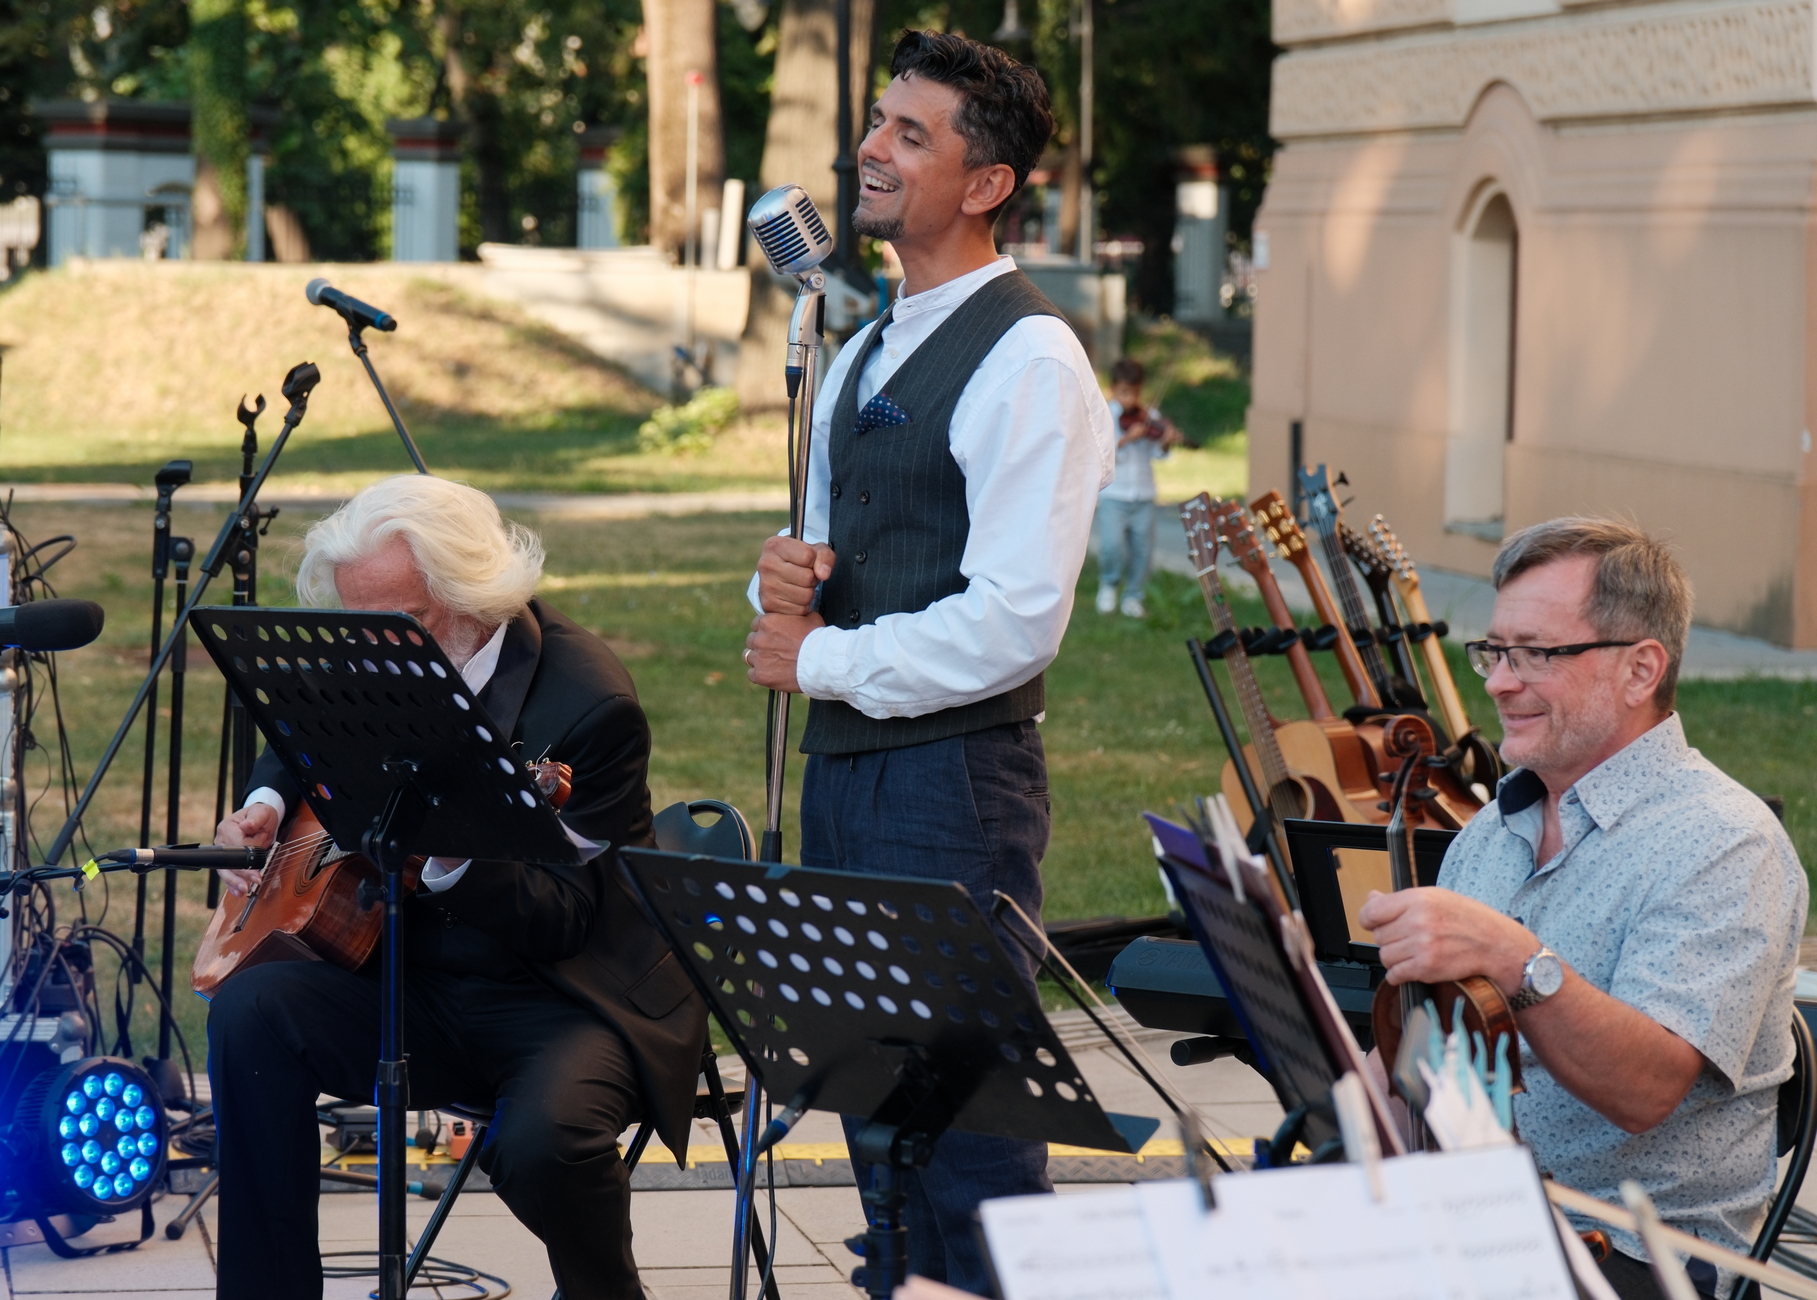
[747,185,832,866]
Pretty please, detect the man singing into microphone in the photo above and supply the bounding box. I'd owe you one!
[743,30,1114,1294]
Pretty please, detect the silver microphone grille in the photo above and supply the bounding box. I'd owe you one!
[747,184,833,277]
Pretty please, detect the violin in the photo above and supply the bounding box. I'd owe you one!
[1367,716,1521,1146]
[192,759,573,997]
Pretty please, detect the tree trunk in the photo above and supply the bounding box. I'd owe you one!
[734,0,873,410]
[189,0,247,260]
[643,0,725,262]
[433,5,509,248]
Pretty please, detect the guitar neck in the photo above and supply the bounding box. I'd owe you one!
[1282,545,1381,709]
[1241,559,1337,721]
[1393,574,1473,742]
[1189,560,1294,792]
[1314,525,1396,704]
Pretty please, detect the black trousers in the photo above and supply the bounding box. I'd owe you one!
[207,960,643,1300]
[1599,1248,1720,1300]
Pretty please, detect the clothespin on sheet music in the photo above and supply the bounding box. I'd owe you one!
[1331,1072,1386,1202]
[1620,1181,1702,1300]
[1203,794,1251,904]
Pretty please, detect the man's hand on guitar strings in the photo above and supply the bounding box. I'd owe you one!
[214,802,280,896]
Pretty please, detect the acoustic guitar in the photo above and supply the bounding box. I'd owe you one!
[1210,497,1387,824]
[192,760,573,998]
[1180,495,1373,833]
[1251,489,1382,711]
[1338,522,1428,711]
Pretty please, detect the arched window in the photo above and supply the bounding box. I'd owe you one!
[1446,191,1518,536]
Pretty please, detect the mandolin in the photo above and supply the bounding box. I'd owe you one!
[1368,717,1521,1146]
[1211,498,1387,825]
[1180,495,1374,834]
[192,760,573,998]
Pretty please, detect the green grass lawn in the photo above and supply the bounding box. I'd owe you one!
[9,500,1815,1069]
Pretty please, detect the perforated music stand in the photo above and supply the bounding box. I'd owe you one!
[619,848,1159,1300]
[189,606,579,1300]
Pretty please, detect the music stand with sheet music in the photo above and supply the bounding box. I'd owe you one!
[1146,812,1401,1162]
[618,847,1161,1300]
[1281,818,1456,966]
[189,606,579,1300]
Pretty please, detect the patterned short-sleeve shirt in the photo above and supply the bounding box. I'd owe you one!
[1438,713,1806,1262]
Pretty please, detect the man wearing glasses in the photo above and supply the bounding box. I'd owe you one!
[1359,517,1804,1300]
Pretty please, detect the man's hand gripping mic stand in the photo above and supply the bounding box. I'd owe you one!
[748,183,833,865]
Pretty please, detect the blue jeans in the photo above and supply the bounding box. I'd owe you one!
[1097,496,1156,591]
[801,721,1055,1293]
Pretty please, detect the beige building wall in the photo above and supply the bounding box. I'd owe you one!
[1251,0,1817,645]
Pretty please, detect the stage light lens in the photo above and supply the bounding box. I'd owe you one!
[78,1112,99,1137]
[73,1166,93,1189]
[94,1097,115,1121]
[93,1177,112,1199]
[64,1090,83,1114]
[99,1151,120,1175]
[115,1135,135,1160]
[122,1083,142,1107]
[137,1133,158,1157]
[80,1140,101,1164]
[113,1109,134,1133]
[81,1076,102,1100]
[134,1105,156,1130]
[60,1142,79,1166]
[103,1072,124,1097]
[113,1173,132,1197]
[58,1116,76,1140]
[129,1157,150,1182]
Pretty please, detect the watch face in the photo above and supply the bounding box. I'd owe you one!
[1531,951,1565,998]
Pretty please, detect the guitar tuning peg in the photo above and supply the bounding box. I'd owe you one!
[1334,471,1350,488]
[1340,496,1356,509]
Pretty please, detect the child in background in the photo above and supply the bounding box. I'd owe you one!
[1097,358,1183,618]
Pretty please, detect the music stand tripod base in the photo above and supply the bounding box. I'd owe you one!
[189,606,579,1300]
[620,848,1160,1300]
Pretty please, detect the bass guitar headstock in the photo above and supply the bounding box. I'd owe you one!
[1296,463,1343,539]
[529,759,573,811]
[1179,492,1220,576]
[1339,521,1395,593]
[1211,495,1272,579]
[1369,514,1419,588]
[1248,491,1309,566]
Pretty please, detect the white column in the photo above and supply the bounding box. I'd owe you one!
[245,150,266,262]
[1171,146,1227,323]
[387,118,463,263]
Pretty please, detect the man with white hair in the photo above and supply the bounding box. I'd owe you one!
[1360,518,1804,1300]
[207,475,703,1300]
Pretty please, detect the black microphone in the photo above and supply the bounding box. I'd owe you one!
[0,599,104,651]
[305,278,398,332]
[98,845,269,870]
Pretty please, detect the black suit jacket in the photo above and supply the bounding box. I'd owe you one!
[245,598,707,1159]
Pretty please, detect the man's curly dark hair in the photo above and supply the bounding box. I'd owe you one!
[889,29,1055,216]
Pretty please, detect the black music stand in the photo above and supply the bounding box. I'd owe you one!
[619,848,1159,1300]
[189,606,579,1300]
[1146,813,1398,1161]
[1281,818,1455,966]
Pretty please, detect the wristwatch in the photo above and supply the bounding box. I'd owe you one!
[1509,946,1565,1012]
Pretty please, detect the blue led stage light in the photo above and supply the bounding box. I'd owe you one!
[12,1058,166,1216]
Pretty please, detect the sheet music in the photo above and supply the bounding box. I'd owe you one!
[978,1188,1170,1300]
[980,1147,1577,1300]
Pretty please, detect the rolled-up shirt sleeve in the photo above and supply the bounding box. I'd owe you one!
[794,344,1113,719]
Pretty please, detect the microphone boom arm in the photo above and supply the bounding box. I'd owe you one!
[345,323,429,474]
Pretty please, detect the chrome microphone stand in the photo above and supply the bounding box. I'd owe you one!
[760,271,824,865]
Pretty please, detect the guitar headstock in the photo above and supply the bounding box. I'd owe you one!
[1210,496,1271,579]
[1339,521,1394,588]
[1248,491,1310,565]
[1178,493,1220,575]
[1295,463,1341,537]
[1369,514,1419,585]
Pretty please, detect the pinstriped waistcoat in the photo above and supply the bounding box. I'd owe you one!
[800,270,1063,756]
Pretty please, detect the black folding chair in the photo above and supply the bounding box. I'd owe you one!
[402,799,778,1300]
[1735,1006,1817,1300]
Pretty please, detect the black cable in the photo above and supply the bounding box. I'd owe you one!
[72,926,197,1109]
[320,1251,510,1298]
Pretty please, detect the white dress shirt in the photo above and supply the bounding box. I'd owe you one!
[748,256,1115,720]
[242,620,594,893]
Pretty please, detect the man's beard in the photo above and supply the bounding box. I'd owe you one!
[1496,680,1622,780]
[852,204,903,241]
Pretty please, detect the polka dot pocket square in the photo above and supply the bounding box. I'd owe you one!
[855,392,912,434]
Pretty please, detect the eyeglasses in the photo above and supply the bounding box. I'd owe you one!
[1464,640,1638,682]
